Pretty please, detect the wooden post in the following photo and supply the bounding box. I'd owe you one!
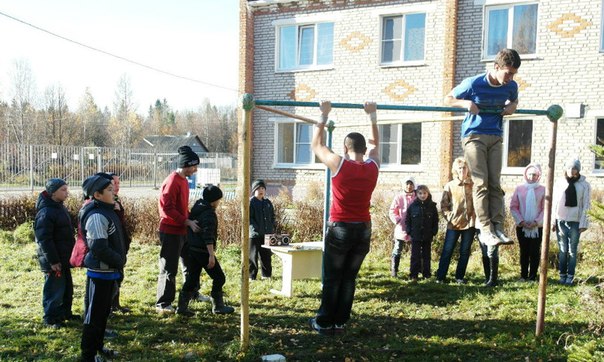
[536,113,560,336]
[240,94,254,350]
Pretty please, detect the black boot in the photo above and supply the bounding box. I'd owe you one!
[391,255,401,277]
[485,257,499,287]
[482,256,490,284]
[176,291,194,317]
[211,292,235,314]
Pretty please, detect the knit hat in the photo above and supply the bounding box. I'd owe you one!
[45,178,67,195]
[82,175,112,199]
[401,176,415,188]
[203,185,223,203]
[251,179,266,193]
[178,146,200,168]
[564,158,581,172]
[95,172,114,181]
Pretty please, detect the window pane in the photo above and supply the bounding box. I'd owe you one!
[382,17,402,62]
[507,119,532,167]
[298,26,315,66]
[379,125,398,164]
[278,123,294,163]
[487,9,508,57]
[401,123,421,164]
[317,23,334,65]
[279,26,296,70]
[404,13,425,61]
[295,124,312,164]
[596,119,604,170]
[512,4,537,54]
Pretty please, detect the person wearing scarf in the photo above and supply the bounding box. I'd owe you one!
[552,158,592,286]
[510,164,545,281]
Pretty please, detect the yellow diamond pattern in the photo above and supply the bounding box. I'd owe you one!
[547,13,591,38]
[287,84,317,102]
[384,80,417,102]
[340,31,372,52]
[514,75,530,92]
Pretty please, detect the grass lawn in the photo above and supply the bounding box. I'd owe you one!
[0,235,602,361]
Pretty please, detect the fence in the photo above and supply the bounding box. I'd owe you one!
[0,143,237,191]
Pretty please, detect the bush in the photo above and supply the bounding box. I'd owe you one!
[0,194,37,230]
[13,222,34,244]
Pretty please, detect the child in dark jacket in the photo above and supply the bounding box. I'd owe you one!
[249,179,275,280]
[405,185,439,280]
[177,185,235,316]
[34,178,77,328]
[79,175,126,362]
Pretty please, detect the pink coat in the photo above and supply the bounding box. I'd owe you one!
[509,184,545,226]
[389,192,416,240]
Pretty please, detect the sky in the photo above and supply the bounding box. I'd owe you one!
[0,0,240,112]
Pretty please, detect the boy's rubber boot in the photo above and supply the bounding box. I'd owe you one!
[482,256,490,284]
[485,257,499,287]
[211,292,235,314]
[176,291,194,317]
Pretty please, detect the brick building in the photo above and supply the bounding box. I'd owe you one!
[239,0,604,200]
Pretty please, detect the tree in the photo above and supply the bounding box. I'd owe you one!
[42,84,70,145]
[109,74,142,146]
[76,88,108,146]
[7,59,37,144]
[147,98,176,135]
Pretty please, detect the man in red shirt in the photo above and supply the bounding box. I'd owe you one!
[155,146,201,313]
[309,100,380,335]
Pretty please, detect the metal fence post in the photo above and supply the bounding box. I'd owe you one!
[153,151,158,189]
[29,145,34,192]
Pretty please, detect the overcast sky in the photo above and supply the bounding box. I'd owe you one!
[0,0,240,112]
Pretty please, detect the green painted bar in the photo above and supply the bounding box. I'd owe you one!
[253,99,550,116]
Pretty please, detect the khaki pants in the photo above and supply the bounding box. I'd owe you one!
[462,134,504,231]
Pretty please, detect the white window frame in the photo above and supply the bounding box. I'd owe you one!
[379,12,427,67]
[601,0,604,52]
[502,118,533,174]
[377,121,422,171]
[272,118,325,169]
[482,2,539,60]
[274,15,336,73]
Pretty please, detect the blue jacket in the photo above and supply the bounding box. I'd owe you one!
[34,191,75,272]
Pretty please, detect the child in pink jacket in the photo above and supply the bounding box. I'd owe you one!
[388,177,416,277]
[509,164,545,281]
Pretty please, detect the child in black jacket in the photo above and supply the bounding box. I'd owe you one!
[406,185,439,280]
[177,185,235,316]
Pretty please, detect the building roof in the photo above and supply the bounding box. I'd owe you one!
[138,134,209,153]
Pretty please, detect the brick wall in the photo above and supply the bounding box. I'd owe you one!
[243,0,604,200]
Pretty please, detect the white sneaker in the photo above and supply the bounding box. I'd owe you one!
[155,305,176,314]
[478,230,500,246]
[194,294,211,303]
[494,230,513,245]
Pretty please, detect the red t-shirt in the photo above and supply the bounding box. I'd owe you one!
[330,158,379,222]
[158,172,190,235]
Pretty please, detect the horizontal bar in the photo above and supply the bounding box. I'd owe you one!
[254,99,550,117]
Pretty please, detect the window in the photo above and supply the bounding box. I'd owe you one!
[484,3,538,58]
[595,119,604,170]
[601,1,604,52]
[504,119,532,168]
[379,123,422,166]
[276,122,319,165]
[381,13,426,64]
[278,22,334,71]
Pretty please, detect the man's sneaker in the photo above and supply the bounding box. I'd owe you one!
[100,347,118,358]
[176,308,195,317]
[155,305,176,314]
[309,318,333,336]
[455,279,466,284]
[478,230,501,246]
[43,321,64,329]
[333,324,346,335]
[565,277,575,286]
[494,229,513,245]
[558,276,567,284]
[435,279,444,284]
